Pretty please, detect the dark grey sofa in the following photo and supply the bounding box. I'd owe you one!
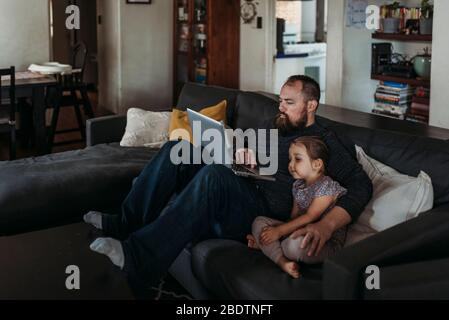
[1,83,449,299]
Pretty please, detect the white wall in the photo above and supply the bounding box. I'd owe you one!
[98,0,173,115]
[97,0,121,114]
[0,0,50,70]
[119,0,173,113]
[240,0,275,92]
[325,0,344,106]
[429,0,449,129]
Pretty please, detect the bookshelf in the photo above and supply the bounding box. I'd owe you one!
[372,33,432,42]
[371,34,432,124]
[371,74,430,88]
[173,0,240,103]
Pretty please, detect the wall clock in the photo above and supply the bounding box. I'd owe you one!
[241,0,258,24]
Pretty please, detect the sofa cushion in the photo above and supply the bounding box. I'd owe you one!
[0,144,156,235]
[345,146,434,247]
[233,92,279,130]
[120,108,171,148]
[176,83,239,127]
[169,100,227,143]
[191,239,322,300]
[316,117,449,207]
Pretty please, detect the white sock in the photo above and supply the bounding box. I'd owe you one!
[83,211,103,230]
[90,238,125,269]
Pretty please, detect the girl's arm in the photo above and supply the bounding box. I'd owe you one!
[290,199,301,219]
[278,195,336,238]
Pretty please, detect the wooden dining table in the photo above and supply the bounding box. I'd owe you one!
[1,72,57,156]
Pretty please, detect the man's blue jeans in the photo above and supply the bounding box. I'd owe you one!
[103,140,270,288]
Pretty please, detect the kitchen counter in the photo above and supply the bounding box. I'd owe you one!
[276,53,309,59]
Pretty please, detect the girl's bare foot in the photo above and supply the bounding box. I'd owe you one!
[246,234,260,250]
[278,257,300,279]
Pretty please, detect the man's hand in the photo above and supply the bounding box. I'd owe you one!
[235,148,257,169]
[260,226,282,246]
[290,220,333,257]
[291,206,352,257]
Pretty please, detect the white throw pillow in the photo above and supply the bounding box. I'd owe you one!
[120,108,171,148]
[344,145,434,247]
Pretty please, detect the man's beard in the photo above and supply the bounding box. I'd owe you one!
[274,112,307,135]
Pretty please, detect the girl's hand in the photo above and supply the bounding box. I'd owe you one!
[260,226,282,246]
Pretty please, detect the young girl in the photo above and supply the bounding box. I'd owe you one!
[247,136,347,279]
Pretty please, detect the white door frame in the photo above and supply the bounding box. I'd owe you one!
[265,0,277,93]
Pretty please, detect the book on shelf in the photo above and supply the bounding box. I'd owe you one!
[412,95,430,105]
[373,80,414,119]
[380,81,409,89]
[408,108,429,117]
[406,114,429,124]
[372,109,406,120]
[410,101,430,112]
[374,103,408,114]
[375,94,413,104]
[377,86,414,94]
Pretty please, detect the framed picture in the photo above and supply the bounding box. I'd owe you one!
[126,0,151,4]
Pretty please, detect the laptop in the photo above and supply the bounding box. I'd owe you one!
[187,108,276,182]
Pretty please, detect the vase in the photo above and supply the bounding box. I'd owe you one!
[383,18,400,33]
[420,18,433,35]
[413,55,431,79]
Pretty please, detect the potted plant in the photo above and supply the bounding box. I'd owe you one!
[420,0,433,35]
[383,1,401,33]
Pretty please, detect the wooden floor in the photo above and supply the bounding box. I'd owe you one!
[0,92,111,161]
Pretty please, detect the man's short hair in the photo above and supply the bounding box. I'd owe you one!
[284,75,321,106]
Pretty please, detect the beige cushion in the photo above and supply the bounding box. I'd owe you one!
[345,145,434,247]
[120,108,171,148]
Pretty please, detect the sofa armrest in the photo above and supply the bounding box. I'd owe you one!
[86,115,127,147]
[323,203,449,300]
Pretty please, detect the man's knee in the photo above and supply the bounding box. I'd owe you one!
[196,165,233,184]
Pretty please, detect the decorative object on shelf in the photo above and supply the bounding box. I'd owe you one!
[383,17,400,33]
[412,47,431,79]
[195,0,206,22]
[240,0,258,24]
[419,0,433,35]
[405,19,420,35]
[381,1,401,33]
[126,0,151,4]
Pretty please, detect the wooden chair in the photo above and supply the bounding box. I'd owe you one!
[0,66,17,160]
[46,42,95,151]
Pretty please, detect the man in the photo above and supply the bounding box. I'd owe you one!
[85,75,373,291]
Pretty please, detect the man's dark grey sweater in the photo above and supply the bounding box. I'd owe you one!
[254,119,373,222]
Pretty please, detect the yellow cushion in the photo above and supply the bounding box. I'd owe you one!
[169,100,227,144]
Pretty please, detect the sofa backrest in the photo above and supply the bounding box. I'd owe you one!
[177,83,449,207]
[232,92,279,130]
[176,82,240,125]
[317,117,449,207]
